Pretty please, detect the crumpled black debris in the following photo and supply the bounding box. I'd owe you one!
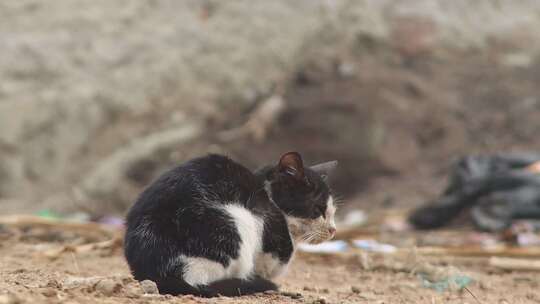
[409,153,540,231]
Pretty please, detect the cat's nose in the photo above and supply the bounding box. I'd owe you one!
[328,227,336,236]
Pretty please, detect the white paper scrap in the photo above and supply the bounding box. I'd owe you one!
[353,239,397,253]
[297,240,349,253]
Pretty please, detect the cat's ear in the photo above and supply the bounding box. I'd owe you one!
[310,160,338,181]
[278,152,305,180]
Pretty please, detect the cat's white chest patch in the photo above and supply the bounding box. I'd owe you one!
[222,204,264,279]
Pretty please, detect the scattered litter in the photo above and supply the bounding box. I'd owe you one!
[298,240,348,253]
[36,209,62,220]
[420,274,473,292]
[98,216,125,228]
[353,239,397,253]
[466,232,499,247]
[503,221,540,246]
[516,233,540,246]
[36,210,89,223]
[414,262,474,292]
[409,153,540,231]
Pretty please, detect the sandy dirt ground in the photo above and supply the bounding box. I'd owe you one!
[0,223,538,304]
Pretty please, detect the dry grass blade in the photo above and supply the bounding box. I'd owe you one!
[414,246,540,258]
[489,257,540,271]
[464,286,482,304]
[0,215,118,238]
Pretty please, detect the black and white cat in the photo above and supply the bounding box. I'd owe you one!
[124,152,338,297]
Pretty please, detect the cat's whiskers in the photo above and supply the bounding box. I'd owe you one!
[332,195,345,207]
[299,227,331,244]
[302,231,317,243]
[300,231,311,241]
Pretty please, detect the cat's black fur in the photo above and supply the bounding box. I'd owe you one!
[124,152,336,297]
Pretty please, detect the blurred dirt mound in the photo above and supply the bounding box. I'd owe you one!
[2,1,540,215]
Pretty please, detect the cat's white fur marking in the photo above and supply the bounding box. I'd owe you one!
[223,204,264,279]
[182,256,226,286]
[326,196,336,231]
[181,203,264,286]
[255,253,288,279]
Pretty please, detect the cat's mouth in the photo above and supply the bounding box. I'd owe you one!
[287,216,336,244]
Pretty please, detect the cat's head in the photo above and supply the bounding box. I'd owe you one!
[264,152,338,244]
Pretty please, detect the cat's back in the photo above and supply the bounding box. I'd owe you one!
[184,154,259,196]
[128,154,259,217]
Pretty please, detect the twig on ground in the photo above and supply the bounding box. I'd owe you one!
[489,257,540,271]
[464,286,482,304]
[414,246,540,258]
[0,215,117,237]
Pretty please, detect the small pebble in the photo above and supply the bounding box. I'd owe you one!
[479,281,491,290]
[303,286,316,291]
[63,276,101,289]
[46,279,61,289]
[351,286,361,294]
[321,288,329,294]
[140,280,159,294]
[526,292,539,301]
[95,278,122,296]
[40,288,57,297]
[338,61,356,78]
[280,291,303,299]
[312,297,327,304]
[0,294,21,304]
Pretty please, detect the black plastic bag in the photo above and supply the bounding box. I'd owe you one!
[409,153,540,231]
